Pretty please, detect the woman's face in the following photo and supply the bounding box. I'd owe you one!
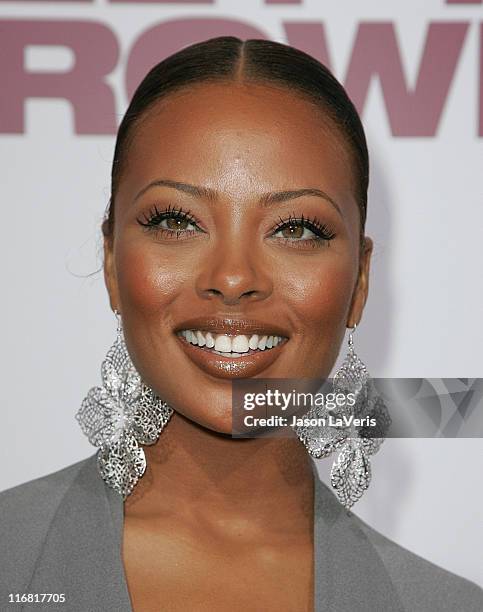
[104,81,372,433]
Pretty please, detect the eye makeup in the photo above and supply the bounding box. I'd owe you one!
[136,204,337,248]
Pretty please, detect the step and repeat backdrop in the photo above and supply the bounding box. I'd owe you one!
[1,0,482,586]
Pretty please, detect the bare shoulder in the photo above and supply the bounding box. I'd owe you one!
[352,511,483,612]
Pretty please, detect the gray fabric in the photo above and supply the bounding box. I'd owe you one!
[0,454,481,611]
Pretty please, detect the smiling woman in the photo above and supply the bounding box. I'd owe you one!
[1,36,482,612]
[100,41,370,441]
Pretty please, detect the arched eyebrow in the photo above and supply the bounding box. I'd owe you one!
[134,179,217,205]
[133,179,343,218]
[259,188,342,217]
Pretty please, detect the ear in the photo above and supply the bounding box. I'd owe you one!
[347,236,373,328]
[103,232,120,313]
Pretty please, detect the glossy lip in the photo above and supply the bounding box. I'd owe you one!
[175,333,289,379]
[173,316,290,338]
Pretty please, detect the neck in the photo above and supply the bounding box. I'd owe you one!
[125,412,314,537]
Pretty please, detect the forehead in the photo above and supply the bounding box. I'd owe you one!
[119,81,357,212]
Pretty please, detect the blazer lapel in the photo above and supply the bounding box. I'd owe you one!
[26,455,132,612]
[313,465,405,612]
[24,454,404,612]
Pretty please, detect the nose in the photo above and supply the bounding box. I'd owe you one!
[195,240,273,306]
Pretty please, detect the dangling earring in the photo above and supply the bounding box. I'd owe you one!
[76,309,173,499]
[295,323,390,509]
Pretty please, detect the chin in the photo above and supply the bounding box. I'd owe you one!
[176,408,236,437]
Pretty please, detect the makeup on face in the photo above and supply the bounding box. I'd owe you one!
[172,317,290,378]
[107,82,366,433]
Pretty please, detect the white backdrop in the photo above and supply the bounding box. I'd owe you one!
[1,0,482,588]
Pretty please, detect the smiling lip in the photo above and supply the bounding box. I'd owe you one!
[173,316,290,338]
[176,334,289,379]
[173,316,290,379]
[176,322,288,379]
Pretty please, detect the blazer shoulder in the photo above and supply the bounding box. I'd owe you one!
[0,456,95,596]
[352,512,483,612]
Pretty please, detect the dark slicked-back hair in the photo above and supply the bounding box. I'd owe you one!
[102,36,368,243]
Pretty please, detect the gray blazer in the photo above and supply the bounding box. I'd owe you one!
[0,454,482,611]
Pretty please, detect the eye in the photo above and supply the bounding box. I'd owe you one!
[271,214,336,247]
[136,205,203,238]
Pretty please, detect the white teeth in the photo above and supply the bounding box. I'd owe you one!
[248,334,259,350]
[232,335,249,353]
[179,329,285,354]
[214,335,232,352]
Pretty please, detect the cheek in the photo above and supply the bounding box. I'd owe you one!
[112,237,193,389]
[115,238,187,318]
[281,254,355,328]
[277,251,356,375]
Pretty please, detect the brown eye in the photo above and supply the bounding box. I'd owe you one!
[281,223,304,239]
[136,205,202,236]
[165,217,189,230]
[271,214,336,246]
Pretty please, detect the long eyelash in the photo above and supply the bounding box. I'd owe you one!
[136,204,198,229]
[272,212,336,241]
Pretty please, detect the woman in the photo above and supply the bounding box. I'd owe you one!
[0,37,481,612]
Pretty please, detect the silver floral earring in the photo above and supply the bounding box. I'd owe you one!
[76,310,173,498]
[295,323,390,509]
